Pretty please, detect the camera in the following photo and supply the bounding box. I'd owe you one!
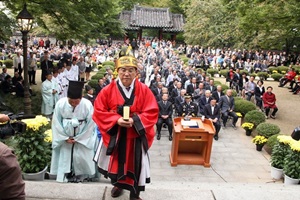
[0,112,35,139]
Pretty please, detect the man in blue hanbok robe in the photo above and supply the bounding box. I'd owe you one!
[50,80,97,182]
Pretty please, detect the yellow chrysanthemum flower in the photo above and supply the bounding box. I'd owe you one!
[252,135,268,144]
[277,135,293,145]
[289,140,300,152]
[236,112,243,118]
[22,115,49,132]
[242,122,254,130]
[44,129,52,143]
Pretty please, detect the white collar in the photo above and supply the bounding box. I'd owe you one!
[118,78,135,98]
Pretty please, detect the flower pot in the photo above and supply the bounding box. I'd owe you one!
[271,166,283,180]
[246,129,252,136]
[284,174,300,185]
[23,166,48,181]
[256,144,264,151]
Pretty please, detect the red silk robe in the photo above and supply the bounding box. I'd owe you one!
[93,79,158,192]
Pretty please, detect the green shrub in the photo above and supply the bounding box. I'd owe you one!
[88,79,98,89]
[268,66,277,74]
[207,69,219,77]
[102,61,115,67]
[239,70,249,75]
[271,73,283,81]
[266,134,280,151]
[214,81,222,86]
[91,73,104,80]
[221,84,229,91]
[3,59,13,68]
[97,64,103,69]
[277,66,288,73]
[103,65,115,70]
[234,97,244,102]
[244,110,266,127]
[249,73,257,78]
[219,69,229,77]
[293,66,300,74]
[257,72,269,80]
[256,122,280,138]
[182,57,189,64]
[234,99,256,116]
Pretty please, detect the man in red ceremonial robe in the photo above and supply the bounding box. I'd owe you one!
[93,48,159,200]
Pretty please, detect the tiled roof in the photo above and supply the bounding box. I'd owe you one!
[119,11,139,31]
[119,5,184,32]
[163,14,185,32]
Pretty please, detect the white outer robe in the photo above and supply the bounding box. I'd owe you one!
[50,98,97,182]
[41,79,54,115]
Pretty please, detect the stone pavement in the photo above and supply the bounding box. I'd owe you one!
[25,125,300,200]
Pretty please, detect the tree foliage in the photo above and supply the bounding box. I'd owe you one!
[184,0,300,52]
[1,0,124,42]
[0,9,15,41]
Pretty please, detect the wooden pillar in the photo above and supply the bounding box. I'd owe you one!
[171,34,177,41]
[137,29,142,42]
[158,29,163,40]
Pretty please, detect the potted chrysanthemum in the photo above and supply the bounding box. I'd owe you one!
[252,135,268,151]
[15,115,52,181]
[283,140,300,185]
[241,122,254,136]
[270,135,292,180]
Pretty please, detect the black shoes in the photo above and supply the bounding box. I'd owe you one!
[169,135,173,141]
[157,134,161,140]
[111,186,123,198]
[214,135,219,141]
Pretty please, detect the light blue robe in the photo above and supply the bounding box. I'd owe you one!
[50,97,97,182]
[41,79,55,115]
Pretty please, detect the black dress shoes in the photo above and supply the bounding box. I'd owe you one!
[157,134,161,140]
[111,186,123,198]
[214,135,219,141]
[169,135,173,141]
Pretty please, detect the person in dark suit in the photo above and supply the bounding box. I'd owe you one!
[83,85,95,106]
[171,82,182,103]
[156,93,173,141]
[186,77,197,96]
[151,82,163,97]
[41,51,54,82]
[95,78,105,97]
[218,89,238,129]
[232,69,242,94]
[198,90,212,115]
[212,85,224,103]
[193,82,206,102]
[174,89,186,116]
[15,76,25,97]
[204,98,221,140]
[156,87,169,102]
[180,94,198,118]
[254,80,265,111]
[205,79,217,92]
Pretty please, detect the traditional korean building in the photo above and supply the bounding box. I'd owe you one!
[119,5,185,41]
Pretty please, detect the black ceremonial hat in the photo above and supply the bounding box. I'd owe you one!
[67,80,85,99]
